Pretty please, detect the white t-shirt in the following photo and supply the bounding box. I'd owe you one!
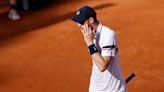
[89,23,128,92]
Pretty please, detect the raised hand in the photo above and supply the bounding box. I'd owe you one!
[81,24,94,46]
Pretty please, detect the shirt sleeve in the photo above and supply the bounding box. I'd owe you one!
[101,31,117,57]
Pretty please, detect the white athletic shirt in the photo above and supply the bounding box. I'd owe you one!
[89,23,128,92]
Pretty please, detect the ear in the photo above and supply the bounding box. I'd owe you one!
[88,17,94,24]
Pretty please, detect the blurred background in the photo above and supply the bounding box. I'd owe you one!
[0,0,164,92]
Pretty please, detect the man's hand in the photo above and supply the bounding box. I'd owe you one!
[81,24,95,46]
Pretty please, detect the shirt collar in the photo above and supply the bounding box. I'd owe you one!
[96,22,102,35]
[94,23,102,39]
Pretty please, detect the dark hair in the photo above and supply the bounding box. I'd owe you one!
[92,16,98,22]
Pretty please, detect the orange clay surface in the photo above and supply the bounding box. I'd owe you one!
[0,0,164,92]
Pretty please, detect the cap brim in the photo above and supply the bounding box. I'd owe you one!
[71,15,85,24]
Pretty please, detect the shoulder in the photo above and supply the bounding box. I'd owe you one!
[101,25,115,37]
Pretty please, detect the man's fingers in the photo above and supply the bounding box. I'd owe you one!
[88,26,92,34]
[85,24,89,33]
[80,25,85,35]
[83,25,87,33]
[85,24,92,34]
[81,24,93,35]
[81,28,85,35]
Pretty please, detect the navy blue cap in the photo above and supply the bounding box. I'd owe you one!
[71,5,96,25]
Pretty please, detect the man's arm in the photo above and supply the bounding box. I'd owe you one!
[87,42,113,72]
[91,52,113,72]
[81,24,114,72]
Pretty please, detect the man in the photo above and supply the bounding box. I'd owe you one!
[71,5,128,92]
[8,0,21,20]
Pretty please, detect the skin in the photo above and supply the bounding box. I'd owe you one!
[77,17,113,72]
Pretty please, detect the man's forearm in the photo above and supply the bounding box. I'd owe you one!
[86,42,112,72]
[91,52,112,72]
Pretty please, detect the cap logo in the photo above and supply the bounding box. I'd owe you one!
[76,11,80,15]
